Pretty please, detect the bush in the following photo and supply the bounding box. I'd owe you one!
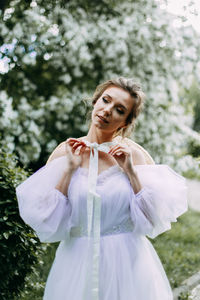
[0,147,44,300]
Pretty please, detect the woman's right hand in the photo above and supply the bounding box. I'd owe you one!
[55,139,87,195]
[65,138,87,171]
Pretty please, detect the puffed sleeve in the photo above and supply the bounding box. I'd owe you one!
[16,156,72,243]
[129,164,188,239]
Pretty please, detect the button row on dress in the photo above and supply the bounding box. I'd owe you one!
[70,218,134,238]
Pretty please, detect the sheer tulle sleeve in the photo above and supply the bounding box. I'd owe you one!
[16,156,72,243]
[129,164,188,239]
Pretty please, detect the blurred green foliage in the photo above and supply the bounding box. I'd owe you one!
[184,80,200,160]
[0,0,121,17]
[18,242,58,300]
[0,146,44,300]
[152,210,200,288]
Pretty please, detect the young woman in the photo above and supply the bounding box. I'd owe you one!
[16,77,188,300]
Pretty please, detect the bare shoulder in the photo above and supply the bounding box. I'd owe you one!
[128,139,155,165]
[114,136,155,165]
[131,147,147,165]
[46,141,66,164]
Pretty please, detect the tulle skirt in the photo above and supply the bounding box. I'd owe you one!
[43,232,173,300]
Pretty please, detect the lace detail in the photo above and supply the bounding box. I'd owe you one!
[102,218,134,236]
[70,218,134,238]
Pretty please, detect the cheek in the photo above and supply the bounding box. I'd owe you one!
[113,111,127,122]
[92,101,101,113]
[91,108,96,120]
[91,103,99,119]
[115,114,128,127]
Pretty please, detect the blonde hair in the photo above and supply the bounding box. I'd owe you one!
[90,77,145,137]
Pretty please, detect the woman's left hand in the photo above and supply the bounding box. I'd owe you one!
[108,143,134,173]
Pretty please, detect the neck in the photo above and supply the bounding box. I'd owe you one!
[85,125,116,144]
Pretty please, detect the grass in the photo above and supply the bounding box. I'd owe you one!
[151,209,200,288]
[18,209,200,299]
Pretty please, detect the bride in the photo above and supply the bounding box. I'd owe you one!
[16,77,188,300]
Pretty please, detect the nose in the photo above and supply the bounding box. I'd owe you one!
[103,104,112,115]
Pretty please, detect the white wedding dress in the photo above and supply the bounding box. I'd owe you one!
[16,155,188,300]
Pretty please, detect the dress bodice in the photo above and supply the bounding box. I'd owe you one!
[67,166,134,236]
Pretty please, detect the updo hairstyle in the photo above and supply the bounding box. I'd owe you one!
[91,77,145,137]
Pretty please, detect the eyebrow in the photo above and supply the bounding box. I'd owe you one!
[104,94,127,110]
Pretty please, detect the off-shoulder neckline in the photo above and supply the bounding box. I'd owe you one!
[77,165,122,179]
[78,163,164,176]
[49,155,184,180]
[75,163,185,182]
[76,164,164,183]
[50,156,185,182]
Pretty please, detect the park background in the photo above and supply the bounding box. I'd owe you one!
[0,0,200,299]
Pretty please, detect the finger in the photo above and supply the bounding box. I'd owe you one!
[75,144,86,155]
[71,145,76,154]
[66,138,80,143]
[71,142,80,148]
[113,151,123,156]
[111,147,129,156]
[73,143,87,155]
[109,143,127,152]
[67,140,76,146]
[70,142,80,154]
[79,145,86,155]
[71,147,80,155]
[108,145,120,153]
[70,140,82,148]
[74,145,83,155]
[72,142,86,153]
[66,138,78,146]
[108,144,120,153]
[67,138,86,148]
[112,150,124,156]
[68,140,80,147]
[109,145,124,155]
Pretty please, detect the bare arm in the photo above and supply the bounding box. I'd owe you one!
[126,168,143,194]
[55,168,76,196]
[47,139,86,196]
[47,143,76,196]
[126,148,146,194]
[109,144,147,194]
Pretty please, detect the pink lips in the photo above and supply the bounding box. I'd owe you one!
[98,115,109,123]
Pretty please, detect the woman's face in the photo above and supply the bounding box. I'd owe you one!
[91,85,134,134]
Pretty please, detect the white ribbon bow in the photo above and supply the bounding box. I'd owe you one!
[83,140,116,300]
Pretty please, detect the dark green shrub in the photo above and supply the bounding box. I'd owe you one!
[0,148,44,300]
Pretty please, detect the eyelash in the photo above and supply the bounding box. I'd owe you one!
[102,97,124,115]
[117,109,124,115]
[102,97,109,103]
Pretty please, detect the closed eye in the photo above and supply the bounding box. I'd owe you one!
[117,108,125,114]
[102,97,109,103]
[102,96,125,114]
